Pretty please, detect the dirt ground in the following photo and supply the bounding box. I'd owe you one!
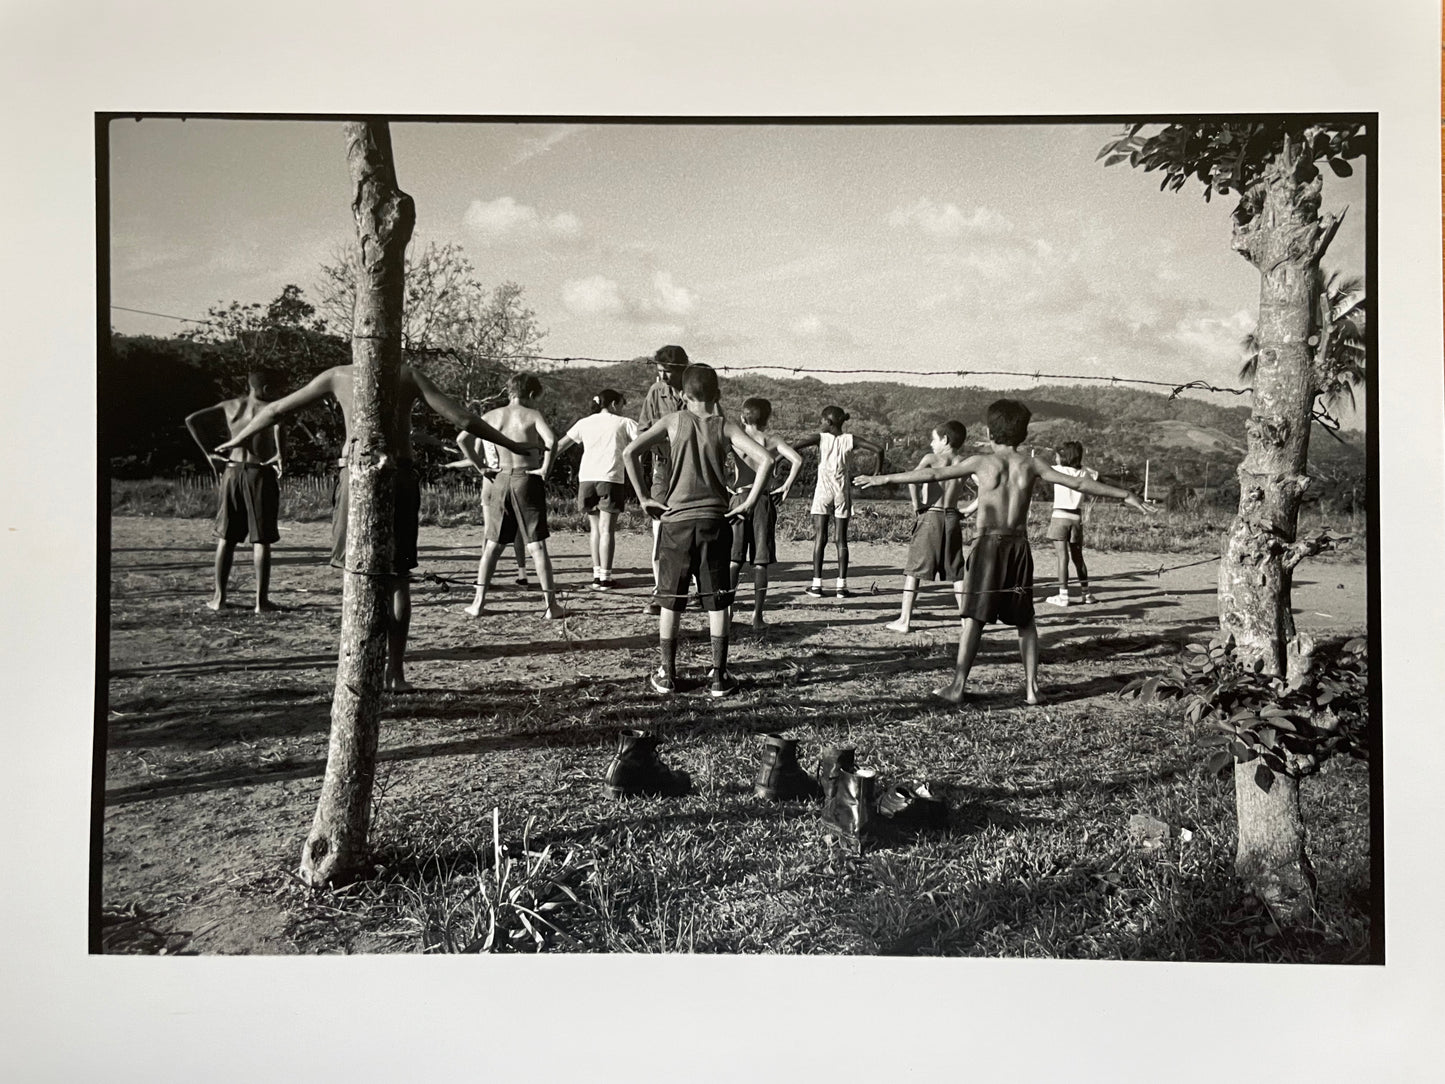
[100,515,1367,953]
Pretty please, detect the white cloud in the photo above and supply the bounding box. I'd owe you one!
[510,125,584,167]
[652,272,697,316]
[1165,308,1255,360]
[562,275,624,316]
[464,196,582,243]
[789,313,858,348]
[888,199,1016,238]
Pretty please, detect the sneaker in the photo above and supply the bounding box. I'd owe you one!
[590,578,604,590]
[597,579,618,592]
[835,587,852,599]
[804,585,826,598]
[1080,591,1098,605]
[1045,593,1069,608]
[709,670,738,699]
[515,575,529,587]
[649,667,676,695]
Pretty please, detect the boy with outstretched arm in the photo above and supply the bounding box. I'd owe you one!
[185,369,284,613]
[218,361,538,692]
[623,363,773,698]
[856,399,1150,706]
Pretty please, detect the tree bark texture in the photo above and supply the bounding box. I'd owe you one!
[299,121,415,887]
[1218,133,1342,923]
[1233,766,1316,923]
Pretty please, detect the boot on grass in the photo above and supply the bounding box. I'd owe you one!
[754,734,823,802]
[603,729,691,799]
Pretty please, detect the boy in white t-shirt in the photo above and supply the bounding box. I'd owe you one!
[1044,441,1098,607]
[792,405,884,598]
[554,389,640,590]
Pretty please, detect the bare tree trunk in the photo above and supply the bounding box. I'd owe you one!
[299,121,415,887]
[1217,133,1342,924]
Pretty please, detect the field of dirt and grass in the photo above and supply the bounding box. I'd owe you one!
[100,486,1371,960]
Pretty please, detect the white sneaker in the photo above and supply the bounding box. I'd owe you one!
[1044,593,1070,608]
[1080,592,1098,605]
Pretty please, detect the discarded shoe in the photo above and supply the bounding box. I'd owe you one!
[754,734,823,801]
[603,729,691,799]
[876,782,949,831]
[821,767,877,851]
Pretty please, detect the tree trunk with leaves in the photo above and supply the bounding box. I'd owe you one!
[1218,133,1341,922]
[299,122,415,887]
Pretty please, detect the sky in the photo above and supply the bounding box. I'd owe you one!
[107,118,1368,422]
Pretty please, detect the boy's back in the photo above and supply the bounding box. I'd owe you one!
[663,410,729,520]
[964,448,1046,530]
[483,404,545,471]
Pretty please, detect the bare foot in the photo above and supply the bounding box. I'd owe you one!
[884,616,911,634]
[385,674,417,693]
[462,599,484,618]
[931,679,970,705]
[750,614,768,629]
[255,600,283,613]
[542,604,568,620]
[205,596,224,611]
[1024,687,1045,707]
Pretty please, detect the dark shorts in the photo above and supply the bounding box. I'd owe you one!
[330,461,420,574]
[903,509,965,582]
[485,469,550,545]
[657,516,733,612]
[959,527,1035,627]
[214,463,280,545]
[729,492,777,566]
[1046,514,1084,544]
[577,480,628,515]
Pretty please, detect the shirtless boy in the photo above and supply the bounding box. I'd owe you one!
[885,419,976,633]
[856,399,1150,706]
[218,361,536,691]
[457,373,564,620]
[185,369,283,613]
[727,397,803,628]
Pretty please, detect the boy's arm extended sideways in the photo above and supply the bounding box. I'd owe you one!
[408,368,538,456]
[1035,462,1150,511]
[854,455,981,489]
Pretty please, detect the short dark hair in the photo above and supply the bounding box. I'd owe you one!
[682,363,720,404]
[654,345,690,372]
[986,399,1031,446]
[935,419,967,450]
[594,388,627,412]
[821,405,849,429]
[1056,440,1084,468]
[247,369,278,396]
[507,373,542,400]
[741,397,772,427]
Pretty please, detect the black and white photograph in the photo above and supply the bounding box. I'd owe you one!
[99,114,1377,960]
[4,2,1443,1079]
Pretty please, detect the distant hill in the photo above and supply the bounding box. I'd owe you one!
[105,334,1366,513]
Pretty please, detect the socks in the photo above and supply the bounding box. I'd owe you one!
[835,577,847,590]
[660,637,678,681]
[600,567,611,580]
[710,636,729,676]
[810,577,823,588]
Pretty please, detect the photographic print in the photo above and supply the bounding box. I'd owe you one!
[98,115,1377,962]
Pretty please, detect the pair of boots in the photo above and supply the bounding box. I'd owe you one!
[817,744,949,851]
[602,729,820,801]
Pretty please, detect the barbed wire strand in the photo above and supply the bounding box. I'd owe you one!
[110,303,1257,401]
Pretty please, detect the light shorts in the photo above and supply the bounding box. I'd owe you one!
[810,477,852,520]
